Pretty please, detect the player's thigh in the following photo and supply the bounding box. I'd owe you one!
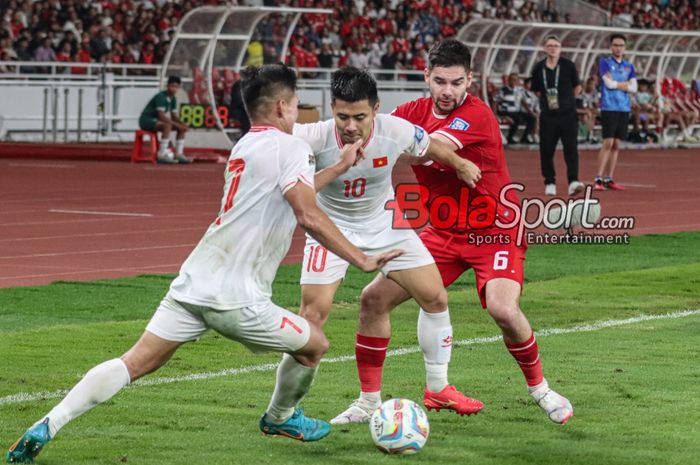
[419,227,468,288]
[386,263,447,311]
[464,243,525,309]
[300,235,351,285]
[146,293,209,343]
[122,331,184,381]
[363,227,435,276]
[139,116,158,131]
[201,301,312,354]
[361,272,412,313]
[300,280,343,327]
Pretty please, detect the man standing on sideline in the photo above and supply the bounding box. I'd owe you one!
[531,36,584,197]
[595,34,637,191]
[138,76,191,164]
[334,39,574,426]
[6,64,401,463]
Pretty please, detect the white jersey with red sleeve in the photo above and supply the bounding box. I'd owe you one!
[293,113,430,231]
[391,95,519,234]
[168,126,315,310]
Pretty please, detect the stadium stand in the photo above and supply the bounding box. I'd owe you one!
[1,1,699,147]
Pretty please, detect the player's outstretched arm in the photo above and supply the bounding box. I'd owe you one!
[426,135,482,188]
[313,139,364,191]
[284,182,402,272]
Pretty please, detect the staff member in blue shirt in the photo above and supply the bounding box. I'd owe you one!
[596,34,637,191]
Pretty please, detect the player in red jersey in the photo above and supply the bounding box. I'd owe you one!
[333,39,573,425]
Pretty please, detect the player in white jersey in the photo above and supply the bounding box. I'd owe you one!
[292,67,485,425]
[6,64,402,464]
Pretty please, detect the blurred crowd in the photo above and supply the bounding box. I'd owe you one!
[592,0,700,31]
[4,0,699,74]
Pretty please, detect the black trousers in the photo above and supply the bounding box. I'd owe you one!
[539,110,579,185]
[504,111,535,142]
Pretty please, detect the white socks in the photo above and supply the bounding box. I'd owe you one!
[39,358,131,437]
[265,354,318,424]
[358,391,381,406]
[417,308,452,392]
[157,134,168,155]
[175,139,185,156]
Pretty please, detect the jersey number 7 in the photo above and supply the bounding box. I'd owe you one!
[215,159,246,225]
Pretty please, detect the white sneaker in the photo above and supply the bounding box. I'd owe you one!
[544,184,556,196]
[529,379,573,425]
[330,398,380,425]
[174,153,192,164]
[157,149,176,164]
[568,181,584,196]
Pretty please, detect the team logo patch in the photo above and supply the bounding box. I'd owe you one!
[447,117,470,131]
[308,153,315,166]
[414,125,425,143]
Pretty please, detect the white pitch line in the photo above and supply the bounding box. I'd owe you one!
[8,163,76,169]
[49,209,153,217]
[0,309,697,407]
[618,182,657,188]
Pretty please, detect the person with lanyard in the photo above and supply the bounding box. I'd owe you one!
[530,35,584,197]
[595,34,637,191]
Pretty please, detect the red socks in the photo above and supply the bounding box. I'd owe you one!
[355,334,390,392]
[505,333,544,387]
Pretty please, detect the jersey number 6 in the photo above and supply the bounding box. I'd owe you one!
[493,250,509,270]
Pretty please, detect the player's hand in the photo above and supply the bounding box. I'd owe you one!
[358,249,404,273]
[455,159,481,188]
[338,139,364,171]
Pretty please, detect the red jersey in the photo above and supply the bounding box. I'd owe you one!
[392,95,519,236]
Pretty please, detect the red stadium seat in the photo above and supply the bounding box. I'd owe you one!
[131,129,159,163]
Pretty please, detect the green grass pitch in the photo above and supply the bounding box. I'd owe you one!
[1,232,699,464]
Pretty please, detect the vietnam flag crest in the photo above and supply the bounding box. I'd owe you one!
[373,156,388,168]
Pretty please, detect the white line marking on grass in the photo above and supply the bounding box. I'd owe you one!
[0,244,193,260]
[49,209,154,217]
[1,309,697,406]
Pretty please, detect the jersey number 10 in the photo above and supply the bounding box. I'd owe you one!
[343,177,367,198]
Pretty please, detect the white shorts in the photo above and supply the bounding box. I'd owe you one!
[145,294,311,353]
[300,226,435,285]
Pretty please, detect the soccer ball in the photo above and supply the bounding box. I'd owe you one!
[369,398,430,454]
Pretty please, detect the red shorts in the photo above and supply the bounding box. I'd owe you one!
[419,227,526,308]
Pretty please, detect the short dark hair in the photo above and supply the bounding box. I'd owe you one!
[167,76,181,85]
[240,63,297,119]
[544,35,560,44]
[610,33,626,44]
[428,39,471,71]
[330,66,379,107]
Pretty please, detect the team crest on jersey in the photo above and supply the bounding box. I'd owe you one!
[414,125,425,142]
[447,117,470,131]
[308,153,315,166]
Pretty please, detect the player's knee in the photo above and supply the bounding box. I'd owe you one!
[487,299,521,328]
[307,329,330,361]
[420,287,448,313]
[360,286,392,315]
[299,304,330,327]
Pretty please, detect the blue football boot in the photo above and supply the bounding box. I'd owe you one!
[6,418,51,463]
[259,408,331,442]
